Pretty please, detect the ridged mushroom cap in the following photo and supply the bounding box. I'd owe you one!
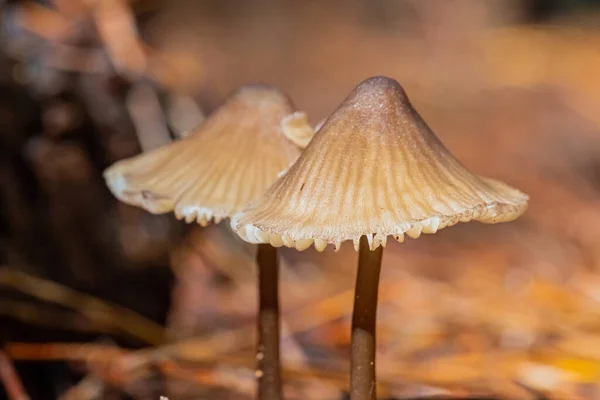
[104,84,310,226]
[231,77,529,252]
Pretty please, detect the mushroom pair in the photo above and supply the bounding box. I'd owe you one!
[231,77,528,399]
[106,77,528,400]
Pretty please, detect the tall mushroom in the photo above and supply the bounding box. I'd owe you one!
[104,84,314,400]
[231,76,529,400]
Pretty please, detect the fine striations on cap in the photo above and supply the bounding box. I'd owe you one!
[104,84,310,226]
[231,76,529,251]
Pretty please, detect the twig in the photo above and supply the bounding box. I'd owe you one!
[92,0,146,78]
[5,342,151,388]
[166,94,204,138]
[0,268,166,345]
[126,83,172,152]
[5,343,125,362]
[11,2,75,42]
[0,351,30,400]
[0,299,119,334]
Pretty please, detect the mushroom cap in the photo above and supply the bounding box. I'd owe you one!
[231,77,529,251]
[104,84,302,225]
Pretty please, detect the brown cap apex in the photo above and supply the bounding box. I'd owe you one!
[353,75,407,96]
[315,76,417,146]
[343,75,409,108]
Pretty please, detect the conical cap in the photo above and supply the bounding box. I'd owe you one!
[104,84,305,226]
[232,77,529,251]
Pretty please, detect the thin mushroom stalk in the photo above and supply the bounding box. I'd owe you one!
[256,243,282,400]
[351,236,383,400]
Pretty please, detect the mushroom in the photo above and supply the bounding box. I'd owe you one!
[104,84,315,400]
[231,76,529,400]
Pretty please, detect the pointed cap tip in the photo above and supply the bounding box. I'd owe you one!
[358,76,404,90]
[341,76,411,113]
[354,76,407,97]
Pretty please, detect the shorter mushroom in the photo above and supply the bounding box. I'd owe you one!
[105,84,315,400]
[232,76,528,400]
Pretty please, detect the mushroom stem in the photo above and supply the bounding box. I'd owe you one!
[256,243,282,400]
[351,236,384,400]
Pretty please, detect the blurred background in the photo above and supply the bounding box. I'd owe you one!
[3,0,600,399]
